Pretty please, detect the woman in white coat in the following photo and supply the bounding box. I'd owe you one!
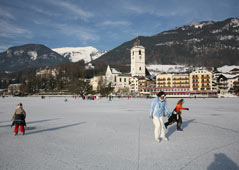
[149,91,169,143]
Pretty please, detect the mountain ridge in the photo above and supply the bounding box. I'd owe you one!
[0,44,69,72]
[94,17,239,68]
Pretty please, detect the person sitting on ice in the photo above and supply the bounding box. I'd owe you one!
[164,99,189,131]
[11,103,26,136]
[149,91,170,143]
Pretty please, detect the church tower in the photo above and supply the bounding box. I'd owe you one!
[131,38,145,77]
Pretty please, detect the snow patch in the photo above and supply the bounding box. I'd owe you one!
[230,18,239,27]
[190,21,213,29]
[14,50,24,55]
[211,29,222,34]
[28,51,38,60]
[219,35,234,41]
[184,38,202,43]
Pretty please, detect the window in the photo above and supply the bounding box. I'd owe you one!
[139,50,141,55]
[139,67,141,71]
[124,78,126,82]
[119,78,122,82]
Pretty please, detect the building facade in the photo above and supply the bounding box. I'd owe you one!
[90,75,105,91]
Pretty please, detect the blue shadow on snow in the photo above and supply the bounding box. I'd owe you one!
[25,122,86,135]
[207,153,239,170]
[165,119,195,138]
[0,118,60,128]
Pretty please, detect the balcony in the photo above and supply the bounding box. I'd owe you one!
[201,86,210,88]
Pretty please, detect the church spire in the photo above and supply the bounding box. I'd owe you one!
[134,36,140,46]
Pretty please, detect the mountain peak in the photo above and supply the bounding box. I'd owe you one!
[0,44,68,72]
[52,46,107,63]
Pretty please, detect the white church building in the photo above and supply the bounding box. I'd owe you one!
[104,38,147,94]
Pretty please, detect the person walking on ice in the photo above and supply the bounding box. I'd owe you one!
[11,103,26,136]
[149,91,170,143]
[164,99,189,131]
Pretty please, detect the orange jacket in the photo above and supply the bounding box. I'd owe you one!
[175,104,187,114]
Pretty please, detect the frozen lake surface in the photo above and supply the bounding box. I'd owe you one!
[1,97,239,170]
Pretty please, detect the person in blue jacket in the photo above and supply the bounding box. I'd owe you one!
[149,91,169,143]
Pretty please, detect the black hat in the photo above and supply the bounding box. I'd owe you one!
[157,91,165,97]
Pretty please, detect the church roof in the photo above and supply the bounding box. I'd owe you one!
[134,37,141,46]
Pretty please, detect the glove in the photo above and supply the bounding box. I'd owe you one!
[186,108,189,110]
[149,114,153,119]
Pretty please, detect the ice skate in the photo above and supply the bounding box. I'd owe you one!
[177,128,183,131]
[161,137,168,141]
[155,139,161,143]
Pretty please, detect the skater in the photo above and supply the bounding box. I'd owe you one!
[149,91,170,143]
[164,99,189,131]
[11,103,26,135]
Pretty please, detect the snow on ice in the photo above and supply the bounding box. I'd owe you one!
[0,97,239,170]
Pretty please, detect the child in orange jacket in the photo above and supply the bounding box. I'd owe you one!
[164,99,189,131]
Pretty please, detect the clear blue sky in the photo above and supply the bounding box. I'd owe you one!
[0,0,238,52]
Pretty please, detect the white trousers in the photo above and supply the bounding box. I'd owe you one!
[153,116,166,140]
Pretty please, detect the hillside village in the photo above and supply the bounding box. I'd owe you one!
[90,39,239,98]
[1,39,239,98]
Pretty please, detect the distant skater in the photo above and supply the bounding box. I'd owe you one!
[164,99,189,131]
[11,103,26,136]
[149,91,169,143]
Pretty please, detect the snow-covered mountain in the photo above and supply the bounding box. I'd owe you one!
[0,44,68,72]
[52,46,107,63]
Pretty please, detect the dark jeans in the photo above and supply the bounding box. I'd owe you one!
[165,113,182,129]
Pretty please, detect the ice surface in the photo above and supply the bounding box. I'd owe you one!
[1,97,239,170]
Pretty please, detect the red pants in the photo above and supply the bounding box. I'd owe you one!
[14,124,25,133]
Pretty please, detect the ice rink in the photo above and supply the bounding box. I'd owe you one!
[1,96,239,170]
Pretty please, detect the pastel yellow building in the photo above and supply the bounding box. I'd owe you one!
[156,74,189,88]
[190,70,212,92]
[156,74,173,88]
[172,74,190,88]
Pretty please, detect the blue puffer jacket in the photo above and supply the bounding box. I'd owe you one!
[150,97,169,118]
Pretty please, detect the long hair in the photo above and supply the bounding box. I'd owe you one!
[177,99,184,105]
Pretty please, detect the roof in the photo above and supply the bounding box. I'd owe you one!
[220,74,239,79]
[111,68,121,74]
[230,68,239,72]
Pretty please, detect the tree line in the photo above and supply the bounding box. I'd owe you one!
[0,60,113,96]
